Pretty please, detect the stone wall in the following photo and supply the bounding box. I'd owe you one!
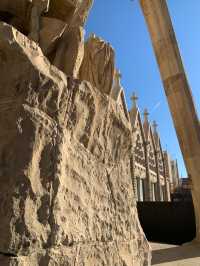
[0,23,151,265]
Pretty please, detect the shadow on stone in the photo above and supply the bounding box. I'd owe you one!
[152,244,200,265]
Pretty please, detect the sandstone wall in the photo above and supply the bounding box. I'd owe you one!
[0,23,151,265]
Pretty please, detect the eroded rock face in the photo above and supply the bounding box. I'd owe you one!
[80,34,115,95]
[0,0,93,79]
[0,0,92,27]
[0,23,151,265]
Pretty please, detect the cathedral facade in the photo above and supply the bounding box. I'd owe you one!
[110,69,180,203]
[129,94,179,202]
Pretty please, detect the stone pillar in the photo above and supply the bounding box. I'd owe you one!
[130,93,139,201]
[163,160,170,201]
[130,152,138,201]
[165,179,171,202]
[140,0,200,240]
[154,150,162,201]
[153,121,162,201]
[144,143,152,201]
[130,92,139,201]
[143,109,152,201]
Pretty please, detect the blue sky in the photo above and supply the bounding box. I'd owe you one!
[85,0,200,177]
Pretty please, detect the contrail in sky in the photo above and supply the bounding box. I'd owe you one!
[151,101,161,113]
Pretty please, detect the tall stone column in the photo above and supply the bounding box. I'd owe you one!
[140,0,200,241]
[165,180,171,202]
[143,109,152,201]
[154,150,162,201]
[144,142,152,201]
[163,162,171,202]
[130,93,140,201]
[130,152,138,201]
[153,121,162,201]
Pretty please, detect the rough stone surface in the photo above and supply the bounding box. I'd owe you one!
[0,0,93,79]
[53,25,85,78]
[39,17,67,55]
[47,0,93,25]
[0,23,151,265]
[80,34,115,95]
[0,0,92,27]
[0,0,49,35]
[41,0,93,78]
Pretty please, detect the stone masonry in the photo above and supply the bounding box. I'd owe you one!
[0,0,151,265]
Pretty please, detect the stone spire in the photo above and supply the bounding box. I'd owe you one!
[115,69,122,87]
[90,33,96,39]
[153,120,159,147]
[110,69,122,100]
[153,120,158,133]
[131,92,138,109]
[143,108,149,123]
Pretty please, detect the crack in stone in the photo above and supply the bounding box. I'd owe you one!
[0,251,17,257]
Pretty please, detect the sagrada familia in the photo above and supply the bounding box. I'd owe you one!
[0,0,196,265]
[129,95,180,203]
[111,69,180,203]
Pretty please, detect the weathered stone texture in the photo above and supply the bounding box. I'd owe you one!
[80,34,115,95]
[0,0,93,79]
[0,23,151,265]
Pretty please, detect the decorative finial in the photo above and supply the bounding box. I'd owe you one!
[143,108,149,122]
[131,92,138,108]
[116,69,122,80]
[90,33,96,39]
[115,69,122,86]
[153,120,158,132]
